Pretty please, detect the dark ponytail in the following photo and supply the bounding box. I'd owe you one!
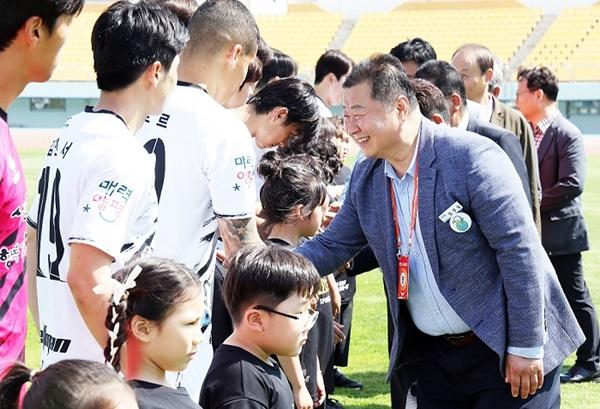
[258,151,328,229]
[0,360,134,409]
[103,257,200,372]
[0,362,31,409]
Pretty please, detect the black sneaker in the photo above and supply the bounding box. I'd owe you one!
[325,397,345,409]
[334,368,363,390]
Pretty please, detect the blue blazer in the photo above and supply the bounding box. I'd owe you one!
[298,118,583,381]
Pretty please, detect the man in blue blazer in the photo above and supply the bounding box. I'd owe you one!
[297,54,584,409]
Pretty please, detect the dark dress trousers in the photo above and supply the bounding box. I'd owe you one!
[538,114,599,371]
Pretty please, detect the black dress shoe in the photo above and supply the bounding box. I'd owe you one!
[560,365,600,383]
[334,368,363,390]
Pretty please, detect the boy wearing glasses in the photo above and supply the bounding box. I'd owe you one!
[200,245,320,409]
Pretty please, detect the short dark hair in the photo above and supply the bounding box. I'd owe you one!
[0,360,134,409]
[452,43,494,75]
[150,0,198,26]
[257,48,298,89]
[223,245,321,324]
[0,0,84,52]
[314,49,354,84]
[258,151,328,229]
[248,77,321,151]
[92,0,188,91]
[517,66,559,102]
[410,78,450,123]
[415,60,467,108]
[343,53,417,108]
[187,0,259,58]
[389,37,437,65]
[103,258,200,372]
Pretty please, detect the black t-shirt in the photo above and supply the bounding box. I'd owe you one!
[266,238,334,402]
[334,266,356,304]
[200,344,294,409]
[130,379,200,409]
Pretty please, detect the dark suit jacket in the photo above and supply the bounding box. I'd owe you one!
[538,114,590,255]
[298,119,583,390]
[467,116,532,208]
[490,95,541,232]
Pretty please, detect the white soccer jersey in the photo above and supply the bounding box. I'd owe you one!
[136,82,256,401]
[28,108,157,368]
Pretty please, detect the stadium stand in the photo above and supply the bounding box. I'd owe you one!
[524,5,600,81]
[255,7,342,74]
[50,3,106,82]
[50,2,341,81]
[39,1,600,83]
[342,1,542,66]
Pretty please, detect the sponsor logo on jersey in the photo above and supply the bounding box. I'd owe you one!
[92,180,133,222]
[40,324,71,354]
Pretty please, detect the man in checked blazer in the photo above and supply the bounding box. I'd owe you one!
[298,54,584,409]
[516,66,600,384]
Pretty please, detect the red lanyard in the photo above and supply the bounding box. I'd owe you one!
[389,162,419,300]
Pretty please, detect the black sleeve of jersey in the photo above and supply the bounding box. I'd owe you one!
[215,399,268,409]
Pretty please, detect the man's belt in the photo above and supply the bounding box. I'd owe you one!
[440,331,477,347]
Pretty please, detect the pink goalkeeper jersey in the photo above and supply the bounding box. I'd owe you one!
[0,109,27,361]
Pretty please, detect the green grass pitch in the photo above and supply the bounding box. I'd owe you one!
[18,148,600,408]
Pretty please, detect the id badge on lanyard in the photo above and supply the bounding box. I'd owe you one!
[389,163,419,300]
[397,254,409,299]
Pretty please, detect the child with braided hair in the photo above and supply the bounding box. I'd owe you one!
[0,359,137,409]
[97,257,204,409]
[256,152,336,409]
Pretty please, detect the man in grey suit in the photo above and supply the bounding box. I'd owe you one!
[516,66,600,383]
[298,54,584,408]
[414,60,534,214]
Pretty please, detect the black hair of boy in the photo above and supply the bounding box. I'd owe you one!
[314,49,354,85]
[0,0,84,52]
[92,0,189,92]
[104,257,199,372]
[187,0,259,58]
[257,49,298,89]
[258,151,328,228]
[248,77,321,150]
[389,37,437,66]
[223,245,321,325]
[0,359,134,409]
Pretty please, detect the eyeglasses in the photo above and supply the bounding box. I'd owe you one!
[254,305,319,330]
